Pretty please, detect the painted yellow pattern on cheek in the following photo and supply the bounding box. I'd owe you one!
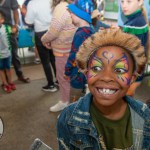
[87,57,103,81]
[115,54,131,85]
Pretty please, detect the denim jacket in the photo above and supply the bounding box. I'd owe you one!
[57,93,150,150]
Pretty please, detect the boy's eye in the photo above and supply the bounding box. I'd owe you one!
[91,66,102,72]
[115,68,127,74]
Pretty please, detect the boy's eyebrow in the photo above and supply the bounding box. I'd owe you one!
[89,54,104,65]
[113,53,129,68]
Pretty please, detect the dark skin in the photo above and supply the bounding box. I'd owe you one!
[87,46,136,120]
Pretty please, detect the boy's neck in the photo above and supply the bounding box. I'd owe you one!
[93,98,127,120]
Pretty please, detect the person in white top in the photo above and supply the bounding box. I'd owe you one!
[25,0,58,92]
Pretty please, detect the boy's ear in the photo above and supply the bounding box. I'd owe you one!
[139,0,144,7]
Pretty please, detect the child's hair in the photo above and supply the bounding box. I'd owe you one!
[76,29,146,75]
[0,10,5,20]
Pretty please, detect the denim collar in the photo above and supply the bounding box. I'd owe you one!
[68,93,150,128]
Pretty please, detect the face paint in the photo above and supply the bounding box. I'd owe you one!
[114,53,131,85]
[102,51,114,64]
[87,46,135,108]
[87,52,103,80]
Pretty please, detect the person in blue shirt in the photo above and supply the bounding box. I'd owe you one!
[64,4,95,102]
[118,0,150,26]
[121,0,149,96]
[57,29,150,150]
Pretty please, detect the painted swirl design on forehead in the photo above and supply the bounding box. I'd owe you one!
[114,53,131,85]
[102,51,114,64]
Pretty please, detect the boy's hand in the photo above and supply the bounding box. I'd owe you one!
[43,42,52,49]
[64,74,70,81]
[12,25,18,34]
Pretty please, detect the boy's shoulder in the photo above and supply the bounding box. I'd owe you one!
[127,14,147,27]
[126,96,150,120]
[59,94,91,121]
[75,26,94,37]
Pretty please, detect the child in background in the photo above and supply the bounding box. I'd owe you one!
[64,3,95,102]
[0,11,16,93]
[41,0,76,112]
[121,0,149,96]
[57,29,150,149]
[91,9,110,32]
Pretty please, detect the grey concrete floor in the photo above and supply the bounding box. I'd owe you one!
[0,64,149,150]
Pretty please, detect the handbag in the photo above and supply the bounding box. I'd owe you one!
[18,27,35,48]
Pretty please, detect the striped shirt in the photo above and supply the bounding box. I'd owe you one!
[123,10,149,52]
[0,24,12,59]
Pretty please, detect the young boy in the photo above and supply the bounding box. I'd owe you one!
[64,3,95,103]
[0,11,16,93]
[57,29,150,149]
[121,0,149,96]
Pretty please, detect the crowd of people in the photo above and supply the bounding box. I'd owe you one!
[0,0,150,149]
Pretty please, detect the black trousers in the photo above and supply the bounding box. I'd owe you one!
[35,31,56,86]
[10,34,23,77]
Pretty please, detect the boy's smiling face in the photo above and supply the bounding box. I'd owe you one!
[87,46,136,107]
[121,0,143,16]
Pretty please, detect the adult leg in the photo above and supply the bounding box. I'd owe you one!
[35,31,57,91]
[11,34,30,83]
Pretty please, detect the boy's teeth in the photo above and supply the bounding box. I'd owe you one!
[99,88,116,95]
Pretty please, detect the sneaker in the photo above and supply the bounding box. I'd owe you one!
[34,58,40,64]
[1,84,11,93]
[49,101,68,112]
[42,85,58,92]
[9,83,16,90]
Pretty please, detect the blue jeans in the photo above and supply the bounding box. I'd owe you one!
[0,56,12,70]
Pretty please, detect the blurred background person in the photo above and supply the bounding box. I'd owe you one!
[121,0,149,96]
[0,11,17,93]
[25,0,58,92]
[20,0,41,64]
[41,0,76,112]
[0,0,30,83]
[91,9,110,32]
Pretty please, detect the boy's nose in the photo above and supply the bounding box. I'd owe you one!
[98,68,115,83]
